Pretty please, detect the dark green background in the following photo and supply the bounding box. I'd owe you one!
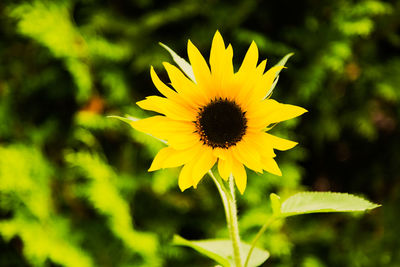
[1,0,399,266]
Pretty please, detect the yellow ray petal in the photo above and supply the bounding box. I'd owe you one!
[212,147,229,160]
[261,156,282,176]
[187,39,211,89]
[192,147,217,188]
[136,96,196,121]
[252,66,285,102]
[167,132,200,150]
[245,131,276,155]
[178,160,195,191]
[130,115,193,139]
[231,139,263,173]
[148,147,173,171]
[238,41,258,74]
[209,31,234,94]
[262,133,298,151]
[255,59,267,76]
[210,30,226,78]
[232,160,247,194]
[130,116,166,139]
[150,66,178,100]
[225,44,234,75]
[234,59,266,108]
[247,99,307,129]
[149,144,202,171]
[216,44,235,99]
[163,62,208,107]
[217,152,234,181]
[266,103,307,124]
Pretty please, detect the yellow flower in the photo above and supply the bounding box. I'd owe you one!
[131,31,307,194]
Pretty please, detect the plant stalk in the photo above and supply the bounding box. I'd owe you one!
[209,171,243,267]
[208,170,231,230]
[228,175,242,267]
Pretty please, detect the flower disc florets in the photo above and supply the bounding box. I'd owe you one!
[195,98,247,149]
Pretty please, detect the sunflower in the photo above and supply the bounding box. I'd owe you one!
[131,31,306,194]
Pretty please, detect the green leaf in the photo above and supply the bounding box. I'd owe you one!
[274,52,295,68]
[270,193,281,216]
[173,235,269,267]
[159,42,196,83]
[280,192,381,217]
[107,115,139,125]
[265,52,294,98]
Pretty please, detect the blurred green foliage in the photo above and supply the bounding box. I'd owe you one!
[0,0,399,266]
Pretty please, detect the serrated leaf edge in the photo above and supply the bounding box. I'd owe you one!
[280,191,381,217]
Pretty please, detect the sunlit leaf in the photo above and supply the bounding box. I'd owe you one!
[173,235,269,267]
[265,52,294,98]
[280,192,381,217]
[270,193,281,216]
[107,115,139,125]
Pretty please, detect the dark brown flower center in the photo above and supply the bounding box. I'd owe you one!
[195,98,247,149]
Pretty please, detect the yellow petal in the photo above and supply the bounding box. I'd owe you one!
[167,133,200,150]
[178,160,195,191]
[261,157,282,176]
[217,153,233,181]
[225,44,234,75]
[267,103,307,124]
[246,132,276,157]
[187,39,211,88]
[212,147,229,160]
[163,62,207,107]
[247,99,307,128]
[148,147,172,171]
[255,59,267,76]
[130,116,165,139]
[238,41,258,74]
[150,66,178,100]
[234,59,266,108]
[252,66,285,102]
[178,146,216,191]
[231,139,263,173]
[210,30,226,77]
[149,144,201,171]
[192,147,217,188]
[136,96,196,121]
[215,44,235,99]
[232,160,247,194]
[208,31,234,94]
[263,133,298,151]
[130,115,193,139]
[268,104,307,123]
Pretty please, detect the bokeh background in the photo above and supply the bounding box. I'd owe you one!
[1,0,399,266]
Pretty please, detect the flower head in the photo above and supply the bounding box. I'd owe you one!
[131,31,307,194]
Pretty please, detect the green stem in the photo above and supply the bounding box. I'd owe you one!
[243,216,277,267]
[228,175,242,267]
[209,171,242,267]
[208,170,231,229]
